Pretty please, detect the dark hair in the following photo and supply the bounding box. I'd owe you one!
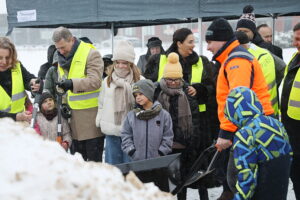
[79,37,93,44]
[235,31,250,44]
[256,24,269,32]
[293,22,300,32]
[166,28,193,53]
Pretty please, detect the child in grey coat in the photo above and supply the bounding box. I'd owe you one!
[121,79,173,161]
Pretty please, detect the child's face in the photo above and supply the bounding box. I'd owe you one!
[165,78,182,89]
[134,92,150,107]
[41,98,55,111]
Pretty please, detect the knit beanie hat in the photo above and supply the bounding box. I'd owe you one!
[205,18,234,41]
[112,40,135,63]
[235,31,250,44]
[147,37,162,48]
[236,5,256,34]
[39,92,54,110]
[163,52,183,78]
[132,79,155,102]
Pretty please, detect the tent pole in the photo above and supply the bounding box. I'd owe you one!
[272,15,276,44]
[198,18,203,55]
[141,26,145,51]
[111,23,114,54]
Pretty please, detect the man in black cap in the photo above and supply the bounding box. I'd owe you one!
[205,17,274,200]
[137,37,164,75]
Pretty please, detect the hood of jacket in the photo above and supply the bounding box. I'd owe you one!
[224,86,263,128]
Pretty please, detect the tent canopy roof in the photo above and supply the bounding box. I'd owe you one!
[6,0,300,31]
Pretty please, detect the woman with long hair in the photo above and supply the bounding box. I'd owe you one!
[96,40,142,165]
[0,37,40,122]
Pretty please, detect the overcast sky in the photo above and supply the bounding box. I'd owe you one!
[0,0,7,14]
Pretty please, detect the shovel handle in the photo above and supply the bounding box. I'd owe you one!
[215,140,233,152]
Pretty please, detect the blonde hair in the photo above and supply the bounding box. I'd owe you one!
[0,37,18,68]
[106,61,141,87]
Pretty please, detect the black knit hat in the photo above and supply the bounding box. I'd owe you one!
[147,37,162,48]
[236,5,256,34]
[39,92,54,110]
[205,18,234,41]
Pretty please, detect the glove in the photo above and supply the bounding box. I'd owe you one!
[56,79,73,91]
[128,149,136,157]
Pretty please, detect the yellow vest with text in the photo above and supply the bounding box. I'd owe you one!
[285,53,300,120]
[157,54,206,112]
[248,44,279,115]
[0,62,26,113]
[58,41,100,110]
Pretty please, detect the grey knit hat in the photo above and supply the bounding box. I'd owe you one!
[132,79,155,102]
[112,40,135,63]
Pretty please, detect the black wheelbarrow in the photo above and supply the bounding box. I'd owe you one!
[115,144,220,194]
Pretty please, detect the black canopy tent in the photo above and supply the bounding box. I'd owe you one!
[6,0,300,53]
[6,0,300,31]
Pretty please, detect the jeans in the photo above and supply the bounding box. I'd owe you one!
[105,135,131,165]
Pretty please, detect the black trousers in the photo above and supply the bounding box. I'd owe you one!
[71,136,105,162]
[291,154,300,200]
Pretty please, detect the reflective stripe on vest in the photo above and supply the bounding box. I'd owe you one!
[248,44,278,116]
[157,54,206,112]
[0,62,26,113]
[287,54,300,120]
[58,41,100,110]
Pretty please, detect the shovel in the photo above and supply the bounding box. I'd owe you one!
[171,143,220,195]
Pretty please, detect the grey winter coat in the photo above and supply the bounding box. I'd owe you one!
[121,101,173,161]
[43,66,59,98]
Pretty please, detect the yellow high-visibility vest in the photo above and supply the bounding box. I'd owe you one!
[285,53,300,120]
[0,62,26,113]
[157,54,206,112]
[58,41,100,110]
[248,43,278,115]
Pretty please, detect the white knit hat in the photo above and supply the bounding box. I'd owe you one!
[112,40,135,63]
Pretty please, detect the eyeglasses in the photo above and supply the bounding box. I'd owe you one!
[165,78,182,84]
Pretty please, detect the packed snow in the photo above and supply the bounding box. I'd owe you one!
[0,118,173,200]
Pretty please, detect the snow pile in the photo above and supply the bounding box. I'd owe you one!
[0,118,173,200]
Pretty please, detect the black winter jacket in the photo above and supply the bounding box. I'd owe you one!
[252,32,282,59]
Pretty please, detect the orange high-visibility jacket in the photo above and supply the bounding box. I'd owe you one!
[215,39,274,138]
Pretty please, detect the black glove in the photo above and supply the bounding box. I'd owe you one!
[56,79,73,91]
[128,149,136,157]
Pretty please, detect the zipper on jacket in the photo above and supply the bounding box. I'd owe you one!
[145,120,148,159]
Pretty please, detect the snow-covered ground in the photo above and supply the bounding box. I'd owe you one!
[0,118,173,200]
[11,45,297,200]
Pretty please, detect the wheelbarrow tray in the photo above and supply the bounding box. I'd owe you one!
[115,153,181,192]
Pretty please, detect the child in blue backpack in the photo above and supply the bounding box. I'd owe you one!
[225,86,292,200]
[121,79,173,161]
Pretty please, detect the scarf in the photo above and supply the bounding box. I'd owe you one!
[41,107,58,121]
[57,38,80,70]
[158,79,192,139]
[133,103,162,120]
[112,67,135,125]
